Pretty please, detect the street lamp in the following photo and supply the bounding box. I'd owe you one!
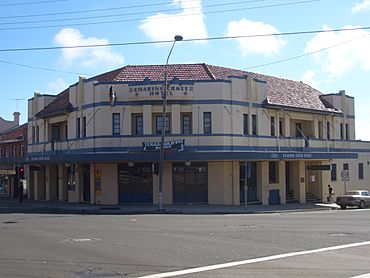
[158,34,183,211]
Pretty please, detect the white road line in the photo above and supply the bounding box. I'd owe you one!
[349,274,370,278]
[138,241,370,278]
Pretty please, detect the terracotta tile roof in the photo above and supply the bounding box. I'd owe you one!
[91,63,340,114]
[249,72,339,113]
[36,88,72,118]
[0,123,27,142]
[37,64,340,117]
[91,64,215,82]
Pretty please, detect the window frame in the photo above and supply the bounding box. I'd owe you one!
[76,118,80,139]
[133,115,143,136]
[358,163,364,180]
[203,112,212,134]
[251,114,257,136]
[156,115,171,135]
[181,114,192,135]
[331,164,337,181]
[270,116,275,136]
[112,113,120,136]
[243,114,249,135]
[82,116,87,138]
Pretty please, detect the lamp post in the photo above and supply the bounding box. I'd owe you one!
[158,35,183,211]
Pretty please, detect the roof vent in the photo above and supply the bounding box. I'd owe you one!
[339,90,345,95]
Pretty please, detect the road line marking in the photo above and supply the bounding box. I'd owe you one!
[138,241,370,278]
[349,274,370,278]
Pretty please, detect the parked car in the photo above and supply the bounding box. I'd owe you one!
[336,190,370,209]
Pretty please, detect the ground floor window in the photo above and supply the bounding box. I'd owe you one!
[118,163,153,203]
[173,162,208,203]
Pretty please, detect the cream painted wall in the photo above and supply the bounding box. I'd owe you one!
[208,161,234,205]
[95,163,118,205]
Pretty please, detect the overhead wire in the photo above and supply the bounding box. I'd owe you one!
[0,59,92,75]
[0,0,69,7]
[245,33,370,70]
[0,0,271,25]
[1,27,369,76]
[1,25,369,53]
[0,0,223,18]
[0,0,322,31]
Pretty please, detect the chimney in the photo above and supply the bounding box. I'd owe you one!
[13,112,20,125]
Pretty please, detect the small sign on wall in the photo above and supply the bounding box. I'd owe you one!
[95,169,102,196]
[310,175,315,182]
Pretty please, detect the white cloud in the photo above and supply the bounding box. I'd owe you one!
[305,25,370,77]
[47,78,68,94]
[139,0,207,43]
[226,19,286,57]
[301,70,318,88]
[53,28,124,68]
[352,0,370,13]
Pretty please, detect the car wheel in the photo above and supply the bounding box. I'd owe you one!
[359,201,365,209]
[340,205,346,210]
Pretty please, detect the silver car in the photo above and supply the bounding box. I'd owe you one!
[336,190,370,209]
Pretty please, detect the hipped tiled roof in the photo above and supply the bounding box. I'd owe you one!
[35,88,72,118]
[91,64,339,113]
[37,64,340,117]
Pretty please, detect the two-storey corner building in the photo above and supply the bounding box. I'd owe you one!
[0,122,28,198]
[26,64,370,206]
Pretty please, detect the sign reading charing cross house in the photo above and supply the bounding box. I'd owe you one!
[130,85,194,98]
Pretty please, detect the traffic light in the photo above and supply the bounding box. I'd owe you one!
[18,167,24,179]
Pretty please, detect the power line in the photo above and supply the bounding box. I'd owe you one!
[1,27,369,76]
[0,0,322,31]
[0,0,206,18]
[0,25,369,53]
[0,0,69,7]
[0,0,270,25]
[0,59,92,75]
[245,33,370,70]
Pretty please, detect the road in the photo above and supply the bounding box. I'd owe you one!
[1,204,370,277]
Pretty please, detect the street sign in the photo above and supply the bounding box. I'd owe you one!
[306,165,331,171]
[341,170,349,181]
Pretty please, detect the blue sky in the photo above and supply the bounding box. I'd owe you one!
[1,0,369,140]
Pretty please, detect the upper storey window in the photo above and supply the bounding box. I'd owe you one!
[132,114,143,136]
[204,112,212,134]
[156,115,170,135]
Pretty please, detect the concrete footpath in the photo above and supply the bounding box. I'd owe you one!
[0,197,339,214]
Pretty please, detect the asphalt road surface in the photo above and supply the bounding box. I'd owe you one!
[1,205,370,277]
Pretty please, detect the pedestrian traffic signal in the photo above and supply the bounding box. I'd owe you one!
[19,167,24,179]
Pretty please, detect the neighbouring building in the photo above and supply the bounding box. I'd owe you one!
[0,112,20,134]
[0,121,27,198]
[26,64,370,205]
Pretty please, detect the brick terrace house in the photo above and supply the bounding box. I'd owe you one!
[0,122,28,198]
